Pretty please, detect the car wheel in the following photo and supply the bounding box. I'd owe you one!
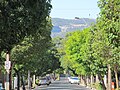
[47,84,49,86]
[39,84,41,86]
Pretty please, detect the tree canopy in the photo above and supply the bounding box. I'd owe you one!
[0,0,52,52]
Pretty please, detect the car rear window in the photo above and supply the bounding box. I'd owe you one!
[40,78,46,80]
[72,77,79,80]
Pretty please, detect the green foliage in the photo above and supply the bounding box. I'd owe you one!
[88,24,110,74]
[59,28,93,75]
[9,18,60,77]
[97,0,120,65]
[55,68,64,74]
[0,1,53,78]
[55,0,119,82]
[0,0,52,53]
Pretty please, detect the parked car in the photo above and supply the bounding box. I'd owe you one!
[69,77,80,84]
[68,76,71,82]
[0,83,4,90]
[46,76,52,84]
[39,77,51,86]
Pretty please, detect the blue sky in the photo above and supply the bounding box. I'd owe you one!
[50,0,100,19]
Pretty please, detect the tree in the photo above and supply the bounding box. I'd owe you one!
[91,25,110,90]
[97,0,120,89]
[0,0,52,58]
[58,26,109,89]
[9,18,52,89]
[59,28,93,77]
[0,0,52,88]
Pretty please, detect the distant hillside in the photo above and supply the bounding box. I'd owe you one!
[51,18,96,38]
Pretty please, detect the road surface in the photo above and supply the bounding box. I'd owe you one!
[33,77,91,90]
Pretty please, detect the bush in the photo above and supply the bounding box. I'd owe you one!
[93,83,103,90]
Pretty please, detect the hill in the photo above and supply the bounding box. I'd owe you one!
[51,18,96,38]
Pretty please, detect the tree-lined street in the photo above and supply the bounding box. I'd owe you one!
[0,0,119,90]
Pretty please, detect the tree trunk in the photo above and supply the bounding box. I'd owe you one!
[68,67,78,76]
[104,75,107,88]
[33,75,36,88]
[86,76,89,85]
[96,74,99,83]
[114,65,119,90]
[83,76,87,86]
[80,75,82,84]
[78,75,81,84]
[17,72,20,90]
[108,64,111,90]
[28,70,31,90]
[14,69,20,90]
[81,75,84,85]
[90,75,93,86]
[98,74,106,90]
[21,75,26,90]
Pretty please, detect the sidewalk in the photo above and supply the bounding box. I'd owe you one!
[20,85,36,90]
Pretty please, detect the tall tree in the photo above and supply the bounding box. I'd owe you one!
[98,0,120,89]
[0,0,52,88]
[9,17,53,89]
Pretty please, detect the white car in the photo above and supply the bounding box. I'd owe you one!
[68,77,71,82]
[0,83,3,89]
[39,77,51,86]
[69,77,80,84]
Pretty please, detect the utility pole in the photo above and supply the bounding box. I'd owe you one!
[5,51,11,90]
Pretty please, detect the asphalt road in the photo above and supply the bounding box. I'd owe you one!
[33,77,91,90]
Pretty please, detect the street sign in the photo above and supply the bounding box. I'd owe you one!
[5,61,11,70]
